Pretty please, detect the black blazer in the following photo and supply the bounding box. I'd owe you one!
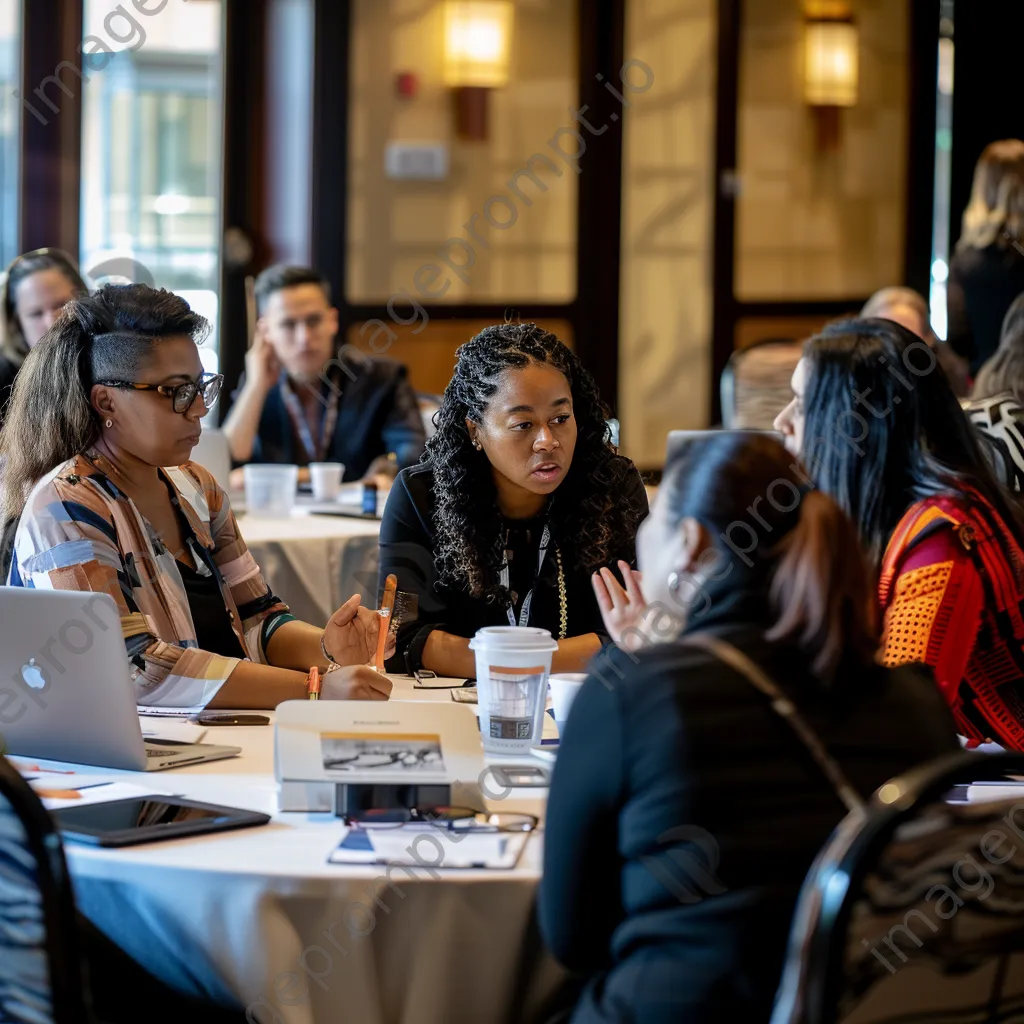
[539,607,960,1024]
[379,458,648,673]
[246,350,426,480]
[947,242,1024,373]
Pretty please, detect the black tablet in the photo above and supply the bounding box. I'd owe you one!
[51,795,271,847]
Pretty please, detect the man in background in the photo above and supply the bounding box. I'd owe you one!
[223,265,426,482]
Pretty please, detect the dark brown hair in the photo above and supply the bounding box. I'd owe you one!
[254,264,331,313]
[663,432,877,681]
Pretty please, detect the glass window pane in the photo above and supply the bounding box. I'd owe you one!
[346,0,578,305]
[80,0,223,370]
[0,0,21,266]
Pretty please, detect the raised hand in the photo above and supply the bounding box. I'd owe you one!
[592,560,649,651]
[245,321,281,394]
[323,594,382,666]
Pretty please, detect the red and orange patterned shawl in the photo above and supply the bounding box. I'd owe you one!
[879,487,1024,749]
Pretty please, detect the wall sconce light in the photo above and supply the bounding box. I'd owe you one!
[803,11,859,151]
[443,1,514,141]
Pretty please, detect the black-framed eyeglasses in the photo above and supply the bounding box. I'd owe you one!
[95,372,224,414]
[344,806,538,833]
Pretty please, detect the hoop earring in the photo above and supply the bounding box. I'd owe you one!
[104,419,113,429]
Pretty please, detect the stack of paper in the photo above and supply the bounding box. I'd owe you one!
[329,824,531,869]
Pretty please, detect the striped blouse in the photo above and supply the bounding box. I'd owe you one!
[7,452,295,708]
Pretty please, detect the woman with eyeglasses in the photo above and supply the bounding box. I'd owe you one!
[0,248,89,419]
[0,285,392,709]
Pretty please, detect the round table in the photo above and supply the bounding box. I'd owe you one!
[51,677,562,1024]
[236,498,382,627]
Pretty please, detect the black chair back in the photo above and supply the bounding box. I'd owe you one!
[0,754,91,1024]
[772,751,1024,1024]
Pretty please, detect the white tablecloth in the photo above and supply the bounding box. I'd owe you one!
[46,678,562,1024]
[237,500,381,627]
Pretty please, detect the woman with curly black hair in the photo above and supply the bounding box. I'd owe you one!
[379,322,648,677]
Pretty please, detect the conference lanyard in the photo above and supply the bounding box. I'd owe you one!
[280,374,340,463]
[501,523,551,628]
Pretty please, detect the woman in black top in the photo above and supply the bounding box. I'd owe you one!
[379,322,648,677]
[947,139,1024,373]
[540,432,959,1024]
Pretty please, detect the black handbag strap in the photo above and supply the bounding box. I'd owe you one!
[679,633,865,814]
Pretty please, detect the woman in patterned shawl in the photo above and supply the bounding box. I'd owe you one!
[775,317,1024,749]
[0,285,391,710]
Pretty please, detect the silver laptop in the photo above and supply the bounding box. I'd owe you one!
[665,428,785,462]
[0,588,241,771]
[190,426,233,491]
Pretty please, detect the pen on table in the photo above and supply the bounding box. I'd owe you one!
[307,665,322,701]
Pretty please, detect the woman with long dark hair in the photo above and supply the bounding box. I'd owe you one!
[0,247,88,418]
[540,433,956,1023]
[1,284,391,709]
[379,322,648,677]
[775,317,1024,748]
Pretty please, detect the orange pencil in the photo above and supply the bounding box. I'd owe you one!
[374,574,398,674]
[307,666,322,700]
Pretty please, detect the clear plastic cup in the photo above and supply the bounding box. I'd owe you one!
[310,462,345,501]
[469,626,559,753]
[548,673,588,735]
[243,464,299,517]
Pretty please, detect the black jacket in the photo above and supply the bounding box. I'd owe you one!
[947,242,1024,373]
[379,458,648,673]
[539,583,959,1024]
[244,350,425,479]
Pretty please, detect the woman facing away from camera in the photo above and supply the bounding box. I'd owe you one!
[0,284,392,709]
[0,247,88,417]
[378,322,648,677]
[539,432,957,1024]
[775,317,1024,749]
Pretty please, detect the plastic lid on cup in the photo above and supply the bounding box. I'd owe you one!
[469,626,559,652]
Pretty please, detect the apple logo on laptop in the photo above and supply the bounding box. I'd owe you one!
[20,658,48,691]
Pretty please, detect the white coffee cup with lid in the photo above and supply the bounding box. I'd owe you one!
[469,626,559,754]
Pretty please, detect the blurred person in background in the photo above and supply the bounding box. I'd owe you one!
[861,284,969,395]
[948,139,1024,374]
[0,248,88,419]
[540,432,957,1024]
[223,264,425,486]
[965,291,1024,491]
[776,318,1024,749]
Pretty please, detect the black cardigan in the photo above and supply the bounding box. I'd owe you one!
[379,458,648,674]
[539,586,960,1024]
[947,242,1024,373]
